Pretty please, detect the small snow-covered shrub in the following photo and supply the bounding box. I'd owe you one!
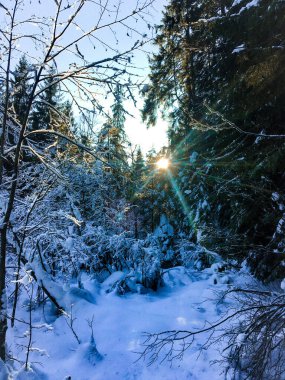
[209,262,232,285]
[15,364,48,380]
[177,240,221,270]
[247,249,285,283]
[83,228,163,291]
[153,214,176,267]
[0,359,10,380]
[247,208,285,283]
[222,288,285,380]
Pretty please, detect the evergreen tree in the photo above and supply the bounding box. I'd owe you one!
[130,147,145,195]
[29,66,78,158]
[30,66,60,132]
[94,86,133,233]
[12,55,31,125]
[55,100,79,158]
[135,148,172,234]
[98,85,130,196]
[109,84,129,170]
[129,147,146,238]
[143,0,285,280]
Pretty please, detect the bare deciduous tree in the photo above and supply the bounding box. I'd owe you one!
[138,287,285,380]
[0,0,155,361]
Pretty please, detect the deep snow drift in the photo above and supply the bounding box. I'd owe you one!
[5,265,249,380]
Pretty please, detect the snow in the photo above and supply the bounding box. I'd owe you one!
[272,192,285,211]
[232,44,245,53]
[7,267,242,380]
[0,360,9,380]
[232,0,259,10]
[154,214,174,237]
[276,216,285,234]
[197,0,260,25]
[63,237,74,252]
[232,0,244,6]
[101,271,126,292]
[189,152,198,164]
[272,192,280,202]
[235,333,246,347]
[15,364,48,380]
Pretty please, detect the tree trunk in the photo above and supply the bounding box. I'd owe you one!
[0,227,8,361]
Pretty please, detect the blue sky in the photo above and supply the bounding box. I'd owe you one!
[1,0,168,154]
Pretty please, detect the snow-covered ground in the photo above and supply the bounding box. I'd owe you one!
[7,266,245,380]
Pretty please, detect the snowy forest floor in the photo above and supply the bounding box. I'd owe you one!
[7,265,252,380]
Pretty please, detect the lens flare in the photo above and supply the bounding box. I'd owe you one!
[167,171,195,228]
[156,158,169,170]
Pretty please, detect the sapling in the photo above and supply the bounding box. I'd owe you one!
[85,315,102,365]
[64,304,81,345]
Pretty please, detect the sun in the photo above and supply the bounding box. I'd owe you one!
[156,157,170,170]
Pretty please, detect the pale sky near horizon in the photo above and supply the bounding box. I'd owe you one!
[84,0,169,155]
[125,101,169,156]
[95,0,169,155]
[123,0,169,155]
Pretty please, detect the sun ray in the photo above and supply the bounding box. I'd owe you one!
[156,157,169,170]
[167,171,195,228]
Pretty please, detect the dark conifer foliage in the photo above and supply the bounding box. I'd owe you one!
[12,55,31,125]
[30,67,60,132]
[99,85,128,163]
[143,0,285,281]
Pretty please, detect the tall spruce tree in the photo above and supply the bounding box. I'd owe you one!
[110,84,129,170]
[29,66,77,157]
[129,147,146,237]
[143,0,285,280]
[12,55,31,125]
[98,85,130,196]
[31,66,61,132]
[95,85,132,233]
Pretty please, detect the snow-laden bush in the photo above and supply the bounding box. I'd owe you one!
[247,207,285,282]
[176,239,221,270]
[8,163,220,301]
[83,227,163,291]
[153,214,176,267]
